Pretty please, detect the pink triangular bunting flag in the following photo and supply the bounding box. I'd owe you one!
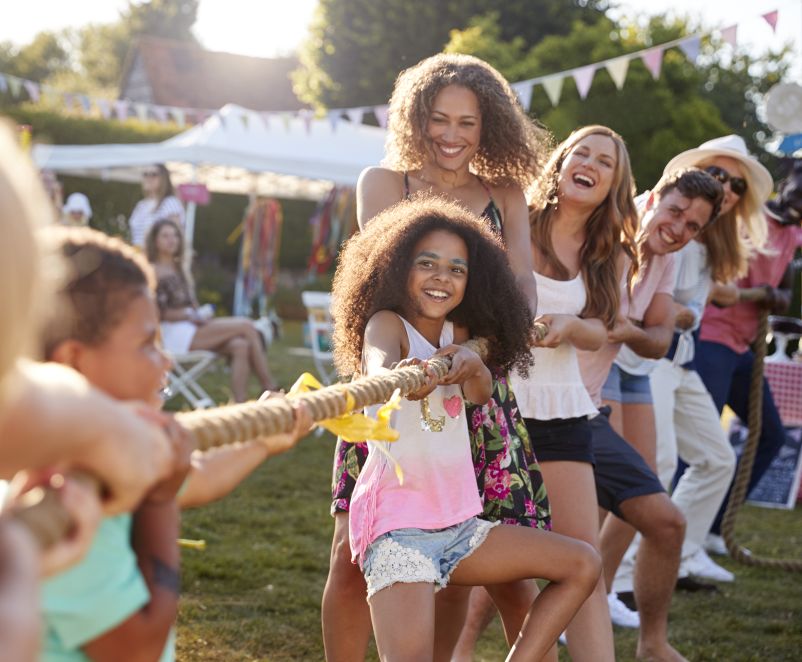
[762,10,778,33]
[114,99,129,120]
[640,47,664,80]
[572,65,597,100]
[721,25,738,47]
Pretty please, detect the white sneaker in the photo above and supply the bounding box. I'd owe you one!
[607,592,640,628]
[682,548,735,582]
[704,533,728,556]
[558,631,567,645]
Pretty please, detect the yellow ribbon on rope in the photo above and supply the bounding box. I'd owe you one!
[287,373,405,483]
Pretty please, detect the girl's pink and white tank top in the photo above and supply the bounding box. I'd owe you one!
[349,315,482,565]
[510,271,597,420]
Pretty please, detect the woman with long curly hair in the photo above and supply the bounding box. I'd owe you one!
[514,125,639,662]
[323,53,552,662]
[331,196,599,661]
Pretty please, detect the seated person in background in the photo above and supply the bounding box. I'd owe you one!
[145,219,278,401]
[128,164,185,248]
[61,193,92,227]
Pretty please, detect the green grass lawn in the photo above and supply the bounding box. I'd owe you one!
[175,322,802,661]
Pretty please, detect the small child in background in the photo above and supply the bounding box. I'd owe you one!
[331,197,600,661]
[40,227,310,661]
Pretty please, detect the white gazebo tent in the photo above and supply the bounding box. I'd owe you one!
[32,103,388,247]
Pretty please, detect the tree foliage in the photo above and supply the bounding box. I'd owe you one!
[293,0,608,109]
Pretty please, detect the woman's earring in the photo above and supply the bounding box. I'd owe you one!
[420,397,445,432]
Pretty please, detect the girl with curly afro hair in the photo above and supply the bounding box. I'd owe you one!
[331,196,599,662]
[323,54,554,662]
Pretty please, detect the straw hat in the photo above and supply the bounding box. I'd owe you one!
[663,135,773,203]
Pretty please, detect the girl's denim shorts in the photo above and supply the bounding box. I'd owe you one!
[362,517,498,599]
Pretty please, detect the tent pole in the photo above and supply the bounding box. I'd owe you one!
[184,165,198,267]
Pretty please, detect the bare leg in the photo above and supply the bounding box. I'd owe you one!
[240,321,277,390]
[450,587,496,662]
[619,493,687,662]
[539,460,615,662]
[370,582,436,662]
[224,337,249,402]
[449,524,600,662]
[322,513,372,662]
[433,585,471,662]
[599,401,657,589]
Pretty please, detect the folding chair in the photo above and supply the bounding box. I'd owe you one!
[301,291,336,385]
[163,349,219,409]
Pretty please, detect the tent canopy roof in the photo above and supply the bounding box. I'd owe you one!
[33,104,388,199]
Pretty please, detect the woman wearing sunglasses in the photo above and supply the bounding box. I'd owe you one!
[610,136,772,595]
[128,164,185,248]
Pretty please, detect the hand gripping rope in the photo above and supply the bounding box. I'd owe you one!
[10,326,547,551]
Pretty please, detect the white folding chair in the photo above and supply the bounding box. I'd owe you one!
[163,350,219,409]
[301,291,336,385]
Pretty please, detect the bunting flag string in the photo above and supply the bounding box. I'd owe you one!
[0,8,780,125]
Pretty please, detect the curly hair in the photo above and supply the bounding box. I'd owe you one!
[41,226,155,359]
[527,126,639,328]
[383,53,550,190]
[331,195,535,379]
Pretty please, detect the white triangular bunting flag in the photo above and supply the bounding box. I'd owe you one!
[259,112,271,129]
[604,56,630,90]
[762,10,778,33]
[541,75,564,107]
[7,76,23,98]
[345,107,364,124]
[572,65,597,100]
[298,108,313,133]
[374,104,389,128]
[511,81,534,111]
[134,103,148,122]
[96,98,112,119]
[678,36,701,63]
[721,25,738,47]
[327,110,341,131]
[170,107,185,127]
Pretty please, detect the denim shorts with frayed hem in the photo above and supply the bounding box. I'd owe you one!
[362,518,499,599]
[602,363,653,405]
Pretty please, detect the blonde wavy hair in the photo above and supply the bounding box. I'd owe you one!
[692,157,769,283]
[0,121,57,400]
[528,125,639,328]
[383,53,550,190]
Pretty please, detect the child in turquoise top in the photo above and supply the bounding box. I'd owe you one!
[40,227,309,661]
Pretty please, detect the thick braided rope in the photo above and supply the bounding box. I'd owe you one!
[11,332,518,549]
[720,310,802,572]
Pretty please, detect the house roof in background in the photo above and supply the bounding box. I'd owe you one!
[119,35,303,111]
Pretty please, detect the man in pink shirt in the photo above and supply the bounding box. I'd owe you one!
[578,168,724,661]
[696,160,802,553]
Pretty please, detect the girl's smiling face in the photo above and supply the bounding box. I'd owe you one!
[405,229,469,323]
[75,291,171,407]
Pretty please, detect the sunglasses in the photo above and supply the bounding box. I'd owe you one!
[705,166,748,196]
[142,170,160,178]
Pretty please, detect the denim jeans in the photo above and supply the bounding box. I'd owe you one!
[694,340,787,534]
